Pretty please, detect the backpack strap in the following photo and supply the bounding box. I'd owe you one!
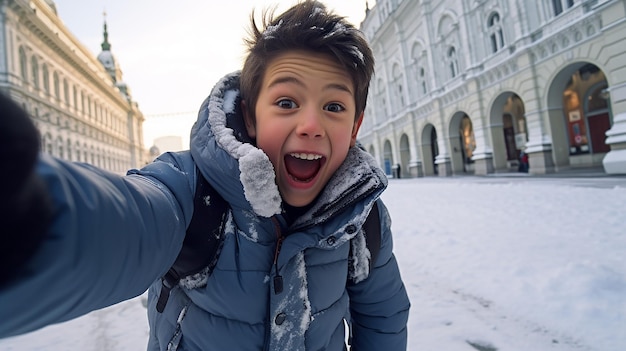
[362,201,381,270]
[156,168,228,313]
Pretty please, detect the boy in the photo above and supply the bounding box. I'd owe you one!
[0,1,410,350]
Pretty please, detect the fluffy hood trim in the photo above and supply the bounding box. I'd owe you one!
[190,72,281,217]
[190,71,387,220]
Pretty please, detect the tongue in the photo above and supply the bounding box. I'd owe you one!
[285,155,321,181]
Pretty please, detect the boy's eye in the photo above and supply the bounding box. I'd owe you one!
[324,103,345,113]
[277,99,297,109]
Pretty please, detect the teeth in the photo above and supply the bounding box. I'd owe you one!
[290,153,322,160]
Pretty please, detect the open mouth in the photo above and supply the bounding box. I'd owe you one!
[284,153,324,182]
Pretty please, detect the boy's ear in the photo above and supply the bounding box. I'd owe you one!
[350,111,365,147]
[241,100,256,139]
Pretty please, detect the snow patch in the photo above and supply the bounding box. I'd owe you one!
[323,21,348,39]
[311,6,324,17]
[247,222,259,241]
[223,89,238,114]
[263,19,283,39]
[202,195,211,207]
[179,266,210,289]
[349,45,364,64]
[239,148,281,217]
[348,229,371,283]
[296,253,312,334]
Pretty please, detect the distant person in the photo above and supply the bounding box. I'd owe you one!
[0,1,410,350]
[518,150,529,173]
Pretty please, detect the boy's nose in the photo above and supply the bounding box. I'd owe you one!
[297,108,325,139]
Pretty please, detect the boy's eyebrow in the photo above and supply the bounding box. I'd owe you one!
[268,76,353,94]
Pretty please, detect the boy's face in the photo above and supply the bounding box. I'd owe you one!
[244,50,363,207]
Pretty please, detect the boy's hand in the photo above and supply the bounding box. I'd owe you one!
[0,93,53,287]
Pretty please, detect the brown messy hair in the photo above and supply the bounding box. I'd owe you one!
[240,0,374,123]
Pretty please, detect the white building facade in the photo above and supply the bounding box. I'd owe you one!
[358,0,626,176]
[0,0,146,173]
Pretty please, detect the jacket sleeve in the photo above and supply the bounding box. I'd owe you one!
[0,152,196,338]
[0,92,52,288]
[347,199,411,350]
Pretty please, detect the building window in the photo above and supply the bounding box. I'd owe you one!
[63,79,69,105]
[487,12,505,53]
[419,67,427,95]
[391,63,404,110]
[411,45,428,98]
[42,64,50,93]
[31,56,39,88]
[53,72,60,100]
[19,46,27,82]
[44,133,53,155]
[447,46,459,79]
[67,139,73,161]
[73,86,78,109]
[57,137,64,159]
[398,84,404,106]
[551,0,575,16]
[74,142,80,162]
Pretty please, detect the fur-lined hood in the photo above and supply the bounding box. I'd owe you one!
[189,71,387,224]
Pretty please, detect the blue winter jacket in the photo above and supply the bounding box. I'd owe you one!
[0,72,410,350]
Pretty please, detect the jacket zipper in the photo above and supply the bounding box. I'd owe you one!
[271,217,284,294]
[264,216,285,351]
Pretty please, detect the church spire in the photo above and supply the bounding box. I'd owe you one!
[97,8,124,88]
[101,10,111,51]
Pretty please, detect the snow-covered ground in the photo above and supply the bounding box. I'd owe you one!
[1,175,625,351]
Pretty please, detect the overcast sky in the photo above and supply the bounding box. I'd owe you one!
[52,0,374,148]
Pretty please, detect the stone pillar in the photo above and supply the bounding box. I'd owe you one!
[420,142,437,176]
[603,112,626,174]
[524,109,555,174]
[408,131,424,178]
[473,154,495,175]
[471,124,495,175]
[409,160,423,177]
[434,134,453,176]
[603,83,626,174]
[488,120,509,172]
[435,154,453,176]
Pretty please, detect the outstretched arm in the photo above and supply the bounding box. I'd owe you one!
[347,200,411,350]
[0,93,54,287]
[0,94,194,337]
